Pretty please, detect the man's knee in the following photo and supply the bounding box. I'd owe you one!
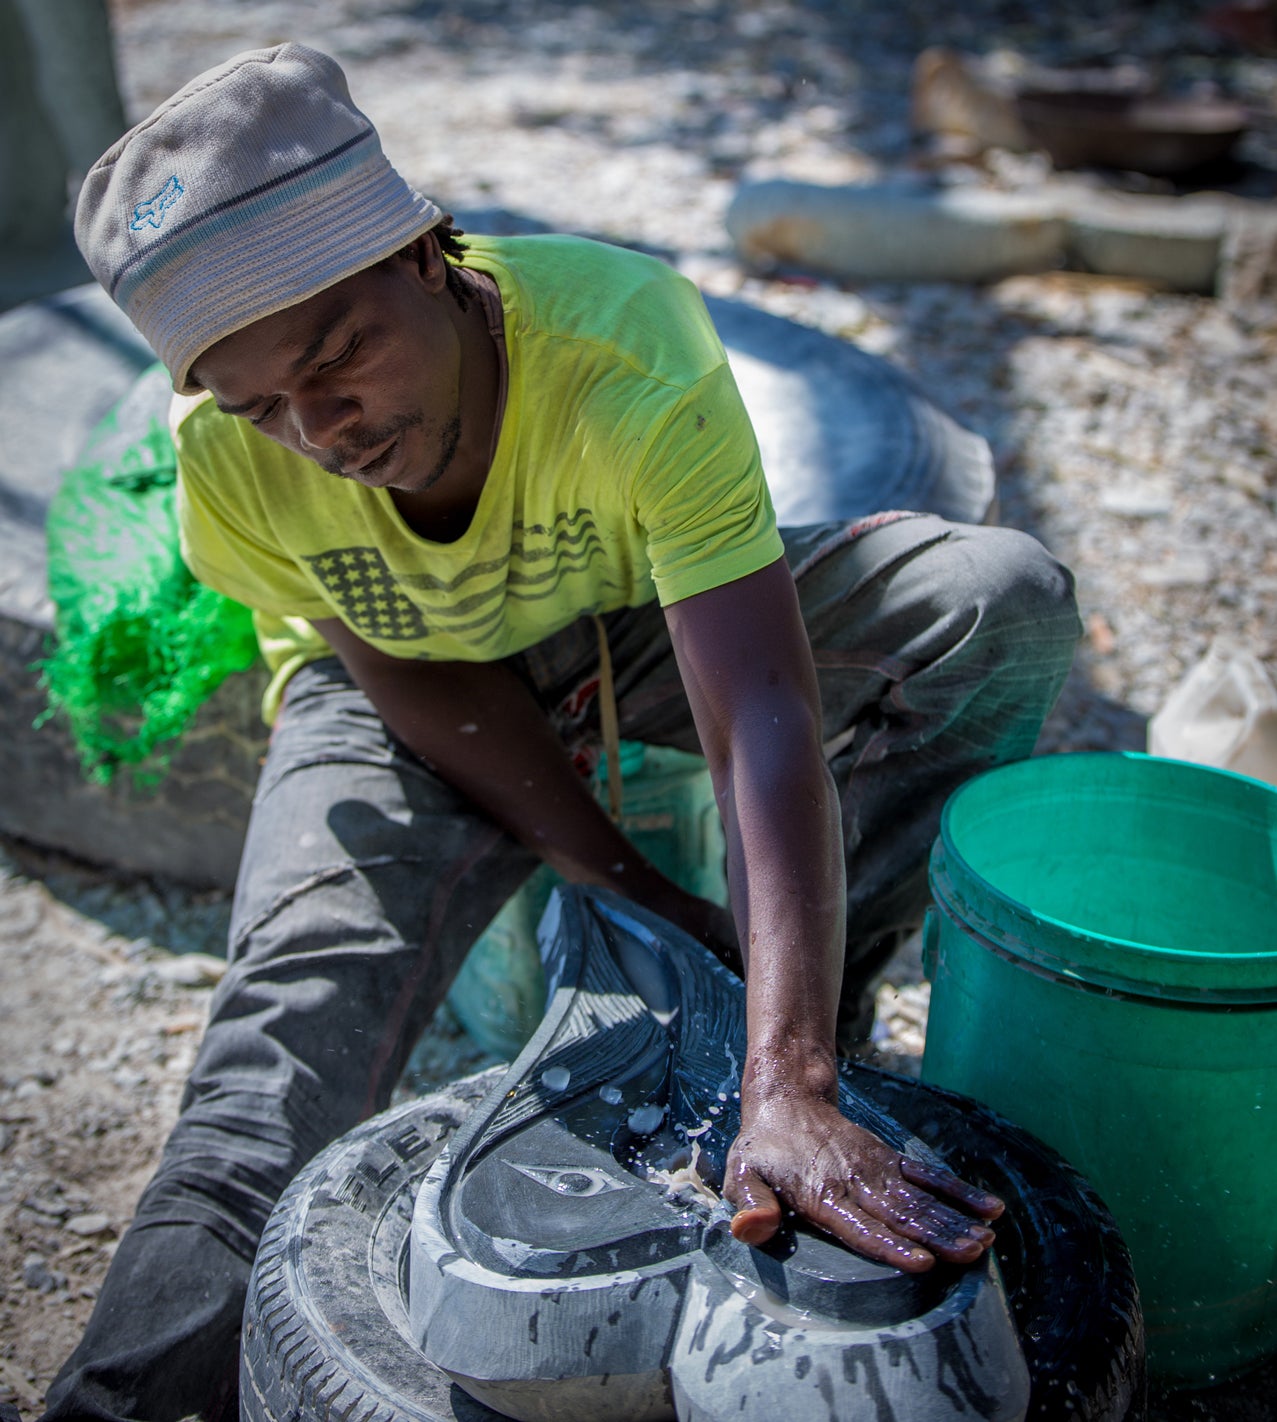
[919,525,1082,772]
[976,524,1077,617]
[947,523,1081,674]
[851,520,1081,754]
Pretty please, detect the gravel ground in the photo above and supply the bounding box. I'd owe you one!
[2,0,1275,1416]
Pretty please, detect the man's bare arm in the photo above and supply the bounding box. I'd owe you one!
[310,617,738,967]
[663,558,1003,1271]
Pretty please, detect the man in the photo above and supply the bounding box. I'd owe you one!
[45,42,1080,1422]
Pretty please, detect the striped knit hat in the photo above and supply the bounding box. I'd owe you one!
[74,44,444,394]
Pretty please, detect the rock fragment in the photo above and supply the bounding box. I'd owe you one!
[64,1213,112,1237]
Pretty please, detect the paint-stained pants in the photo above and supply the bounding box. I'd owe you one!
[41,514,1080,1422]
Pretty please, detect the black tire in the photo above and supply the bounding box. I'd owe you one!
[843,1063,1147,1422]
[240,1070,508,1422]
[242,1065,1144,1422]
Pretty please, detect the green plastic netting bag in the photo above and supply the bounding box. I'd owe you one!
[40,363,260,784]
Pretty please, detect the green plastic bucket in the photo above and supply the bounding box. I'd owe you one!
[921,751,1277,1386]
[447,743,727,1058]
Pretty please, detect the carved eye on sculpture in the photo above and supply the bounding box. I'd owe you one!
[507,1162,630,1198]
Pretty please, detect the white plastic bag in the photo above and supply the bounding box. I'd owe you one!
[1148,637,1277,787]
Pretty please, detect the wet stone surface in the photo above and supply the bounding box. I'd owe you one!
[410,888,1031,1422]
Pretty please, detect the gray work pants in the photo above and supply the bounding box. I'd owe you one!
[42,514,1080,1422]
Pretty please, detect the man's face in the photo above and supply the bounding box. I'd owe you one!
[190,237,465,496]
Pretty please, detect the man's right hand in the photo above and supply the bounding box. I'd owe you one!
[726,1083,1004,1271]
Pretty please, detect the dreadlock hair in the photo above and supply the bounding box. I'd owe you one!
[436,214,472,310]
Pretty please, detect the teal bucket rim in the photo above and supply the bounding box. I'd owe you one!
[930,751,1277,1005]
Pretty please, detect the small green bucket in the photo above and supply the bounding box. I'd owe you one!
[921,752,1277,1387]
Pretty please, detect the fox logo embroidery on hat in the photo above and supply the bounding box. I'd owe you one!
[130,176,185,232]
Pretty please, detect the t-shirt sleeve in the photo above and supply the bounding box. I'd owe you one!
[173,403,335,622]
[633,360,784,606]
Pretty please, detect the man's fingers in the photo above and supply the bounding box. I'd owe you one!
[727,1171,783,1245]
[806,1193,937,1273]
[899,1157,1005,1219]
[872,1177,999,1247]
[730,1205,782,1246]
[878,1198,997,1256]
[858,1177,1000,1262]
[910,1223,994,1265]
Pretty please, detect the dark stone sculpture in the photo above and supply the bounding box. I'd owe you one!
[410,886,1029,1422]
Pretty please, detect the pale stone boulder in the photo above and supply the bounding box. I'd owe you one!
[726,175,1266,297]
[726,180,1069,283]
[1063,189,1231,294]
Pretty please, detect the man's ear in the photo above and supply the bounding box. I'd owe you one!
[404,231,448,293]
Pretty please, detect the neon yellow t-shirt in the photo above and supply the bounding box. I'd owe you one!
[175,235,782,720]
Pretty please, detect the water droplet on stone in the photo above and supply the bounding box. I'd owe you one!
[627,1103,665,1135]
